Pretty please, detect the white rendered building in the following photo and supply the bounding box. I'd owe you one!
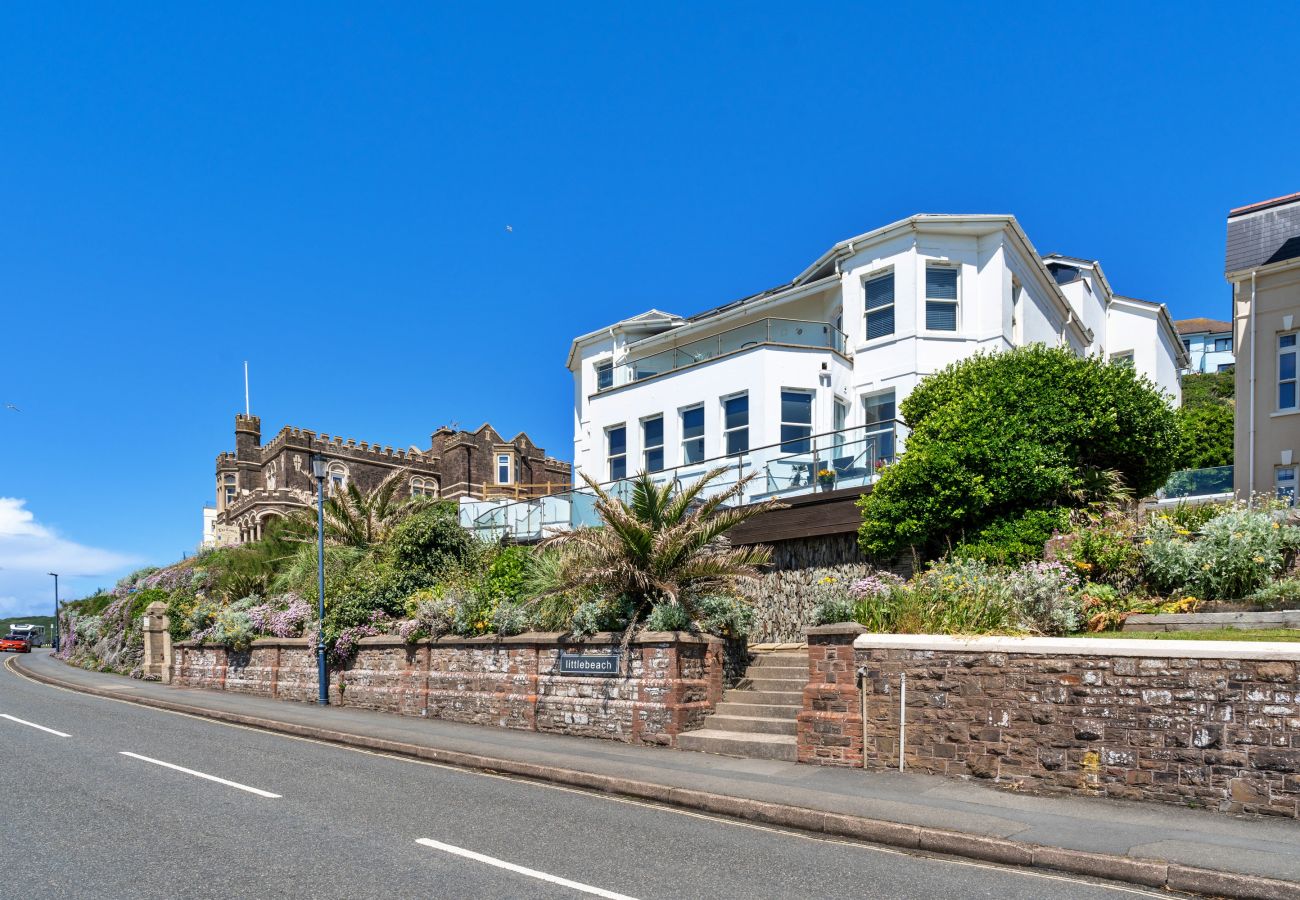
[567,214,1186,499]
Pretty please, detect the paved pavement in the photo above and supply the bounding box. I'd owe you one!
[4,651,1296,897]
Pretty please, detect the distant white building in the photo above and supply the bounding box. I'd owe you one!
[567,214,1186,496]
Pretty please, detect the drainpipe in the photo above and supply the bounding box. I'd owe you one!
[1249,271,1257,505]
[857,665,868,770]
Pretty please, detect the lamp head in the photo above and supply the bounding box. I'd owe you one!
[310,454,328,479]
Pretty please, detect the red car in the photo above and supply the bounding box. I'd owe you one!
[0,633,32,653]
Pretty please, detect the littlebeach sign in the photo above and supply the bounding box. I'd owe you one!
[556,650,621,676]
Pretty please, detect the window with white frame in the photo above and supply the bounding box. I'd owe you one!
[326,462,349,495]
[832,398,849,454]
[925,265,959,331]
[222,474,237,509]
[722,393,749,455]
[1280,333,1297,411]
[863,390,896,466]
[607,425,627,481]
[595,360,613,391]
[642,415,664,473]
[1277,466,1297,507]
[1214,336,1233,353]
[864,271,894,340]
[1110,350,1135,367]
[780,389,813,453]
[680,405,704,465]
[496,453,513,484]
[410,476,437,498]
[1011,279,1023,344]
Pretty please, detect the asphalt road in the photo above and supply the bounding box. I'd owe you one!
[1,651,1179,899]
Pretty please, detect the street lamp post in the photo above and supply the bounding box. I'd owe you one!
[310,454,329,706]
[48,572,60,651]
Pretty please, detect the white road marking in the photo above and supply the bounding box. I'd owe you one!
[2,660,1166,897]
[118,752,281,798]
[0,713,70,737]
[415,838,638,899]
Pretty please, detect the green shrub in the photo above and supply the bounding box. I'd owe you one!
[1003,561,1081,635]
[812,595,857,627]
[1248,578,1300,610]
[1060,522,1143,592]
[953,509,1067,566]
[480,545,531,605]
[1175,403,1234,469]
[691,595,754,638]
[1141,505,1300,600]
[859,345,1179,559]
[644,601,691,632]
[386,505,480,589]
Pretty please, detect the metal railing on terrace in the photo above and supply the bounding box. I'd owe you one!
[459,420,900,542]
[600,318,847,391]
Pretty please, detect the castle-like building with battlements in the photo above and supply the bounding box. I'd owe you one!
[206,414,571,545]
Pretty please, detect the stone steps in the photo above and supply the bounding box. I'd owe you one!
[675,729,799,761]
[713,700,803,719]
[678,649,808,760]
[744,676,806,693]
[705,714,797,736]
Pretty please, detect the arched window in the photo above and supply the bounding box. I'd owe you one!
[326,462,349,496]
[222,474,237,509]
[410,476,437,498]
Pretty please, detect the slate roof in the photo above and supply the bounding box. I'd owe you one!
[1226,192,1300,274]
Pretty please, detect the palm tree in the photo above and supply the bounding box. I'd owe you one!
[302,468,432,548]
[533,466,781,634]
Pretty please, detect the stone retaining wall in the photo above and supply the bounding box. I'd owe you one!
[798,627,1300,817]
[172,632,723,746]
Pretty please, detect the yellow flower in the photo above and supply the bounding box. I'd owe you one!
[1142,539,1153,546]
[1202,564,1212,570]
[1175,528,1190,536]
[1253,556,1266,563]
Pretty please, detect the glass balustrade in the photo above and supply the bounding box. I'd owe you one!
[604,318,847,390]
[1156,465,1234,500]
[461,420,901,542]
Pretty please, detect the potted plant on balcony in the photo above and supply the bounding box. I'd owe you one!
[816,468,836,491]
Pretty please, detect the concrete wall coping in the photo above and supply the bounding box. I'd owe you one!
[807,623,868,637]
[852,633,1300,661]
[180,631,718,650]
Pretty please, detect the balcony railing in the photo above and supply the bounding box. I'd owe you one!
[459,421,901,542]
[1155,465,1234,500]
[600,318,847,391]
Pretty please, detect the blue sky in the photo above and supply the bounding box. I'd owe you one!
[0,3,1296,614]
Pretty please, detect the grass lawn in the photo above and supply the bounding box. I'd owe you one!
[1078,628,1300,642]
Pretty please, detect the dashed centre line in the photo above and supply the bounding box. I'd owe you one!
[415,838,639,899]
[0,713,70,737]
[118,751,281,798]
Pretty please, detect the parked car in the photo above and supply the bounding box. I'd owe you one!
[0,633,32,653]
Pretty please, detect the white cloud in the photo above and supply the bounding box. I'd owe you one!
[0,498,141,617]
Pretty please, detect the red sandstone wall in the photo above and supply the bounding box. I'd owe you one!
[797,627,1300,818]
[171,632,721,747]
